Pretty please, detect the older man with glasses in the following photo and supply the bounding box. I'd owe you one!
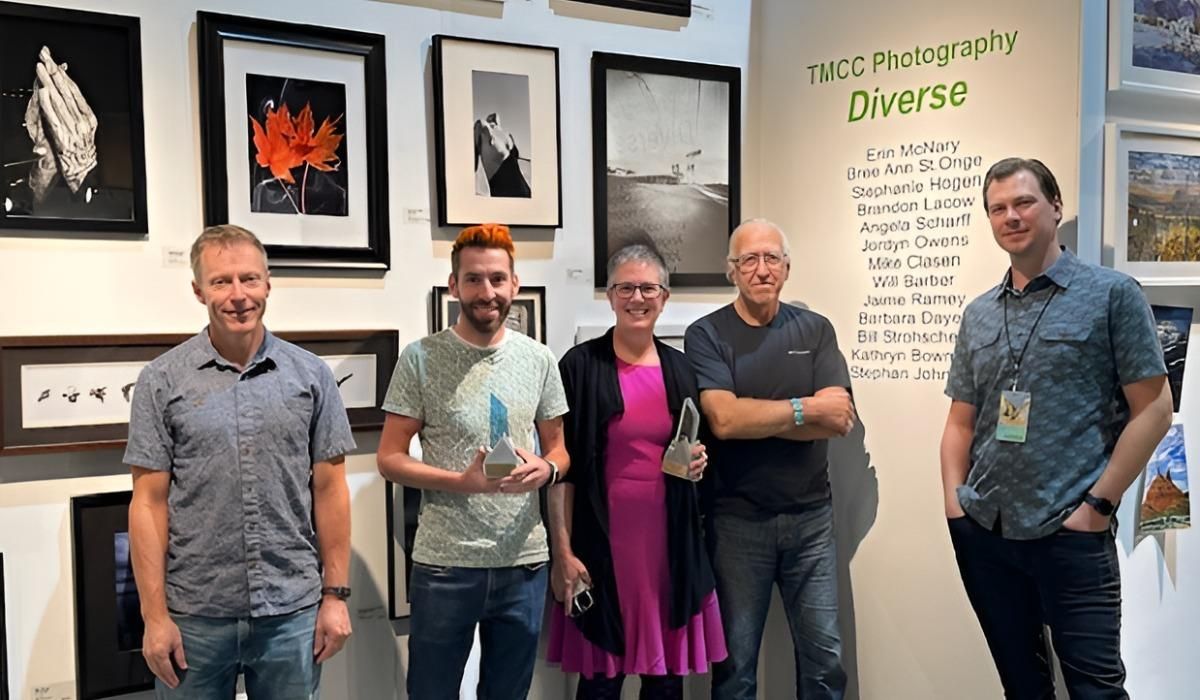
[685,218,855,700]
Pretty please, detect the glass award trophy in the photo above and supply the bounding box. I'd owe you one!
[484,394,523,478]
[661,397,700,480]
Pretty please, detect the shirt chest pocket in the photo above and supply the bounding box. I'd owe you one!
[1036,324,1094,375]
[782,348,815,399]
[967,326,1004,390]
[275,384,315,458]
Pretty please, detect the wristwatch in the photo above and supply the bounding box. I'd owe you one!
[1082,493,1116,517]
[321,586,352,601]
[545,458,561,485]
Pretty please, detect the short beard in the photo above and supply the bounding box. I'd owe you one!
[462,299,512,335]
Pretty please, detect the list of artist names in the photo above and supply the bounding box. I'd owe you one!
[846,140,981,381]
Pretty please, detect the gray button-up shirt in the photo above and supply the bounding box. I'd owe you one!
[945,249,1165,539]
[124,329,355,617]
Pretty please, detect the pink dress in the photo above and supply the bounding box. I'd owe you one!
[547,360,727,678]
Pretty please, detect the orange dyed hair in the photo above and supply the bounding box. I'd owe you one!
[451,223,515,277]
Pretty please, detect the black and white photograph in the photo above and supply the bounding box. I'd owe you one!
[386,482,419,619]
[472,70,531,198]
[72,491,154,700]
[112,532,142,653]
[433,35,561,227]
[1153,304,1193,412]
[432,285,546,344]
[246,73,348,216]
[0,2,147,233]
[569,0,691,16]
[199,12,389,269]
[592,52,740,287]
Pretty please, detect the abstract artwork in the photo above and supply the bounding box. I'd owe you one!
[1152,304,1193,412]
[0,331,398,455]
[1139,423,1190,534]
[1104,124,1200,284]
[0,2,147,233]
[199,12,389,269]
[433,35,561,227]
[431,285,546,344]
[71,491,155,700]
[592,52,740,287]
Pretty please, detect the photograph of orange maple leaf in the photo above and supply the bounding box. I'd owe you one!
[246,74,348,216]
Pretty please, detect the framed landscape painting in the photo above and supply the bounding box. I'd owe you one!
[1109,0,1200,96]
[1152,304,1193,412]
[432,35,561,228]
[198,12,389,269]
[0,330,398,455]
[592,52,739,287]
[0,2,147,233]
[1104,123,1200,284]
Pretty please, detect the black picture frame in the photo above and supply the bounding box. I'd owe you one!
[71,491,154,700]
[591,52,740,288]
[0,330,398,455]
[198,12,390,270]
[0,1,148,234]
[570,0,691,16]
[385,481,420,619]
[431,285,547,344]
[1,553,7,700]
[432,35,562,228]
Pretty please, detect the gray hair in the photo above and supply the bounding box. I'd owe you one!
[190,224,269,280]
[606,243,670,289]
[727,218,790,281]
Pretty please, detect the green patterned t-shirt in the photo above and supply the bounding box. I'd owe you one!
[382,329,568,567]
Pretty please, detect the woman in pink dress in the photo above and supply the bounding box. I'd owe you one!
[547,244,727,699]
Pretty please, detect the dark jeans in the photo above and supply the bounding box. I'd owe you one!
[158,604,319,700]
[948,515,1127,699]
[407,561,548,700]
[710,499,846,700]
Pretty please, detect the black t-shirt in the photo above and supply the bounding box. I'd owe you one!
[685,303,850,519]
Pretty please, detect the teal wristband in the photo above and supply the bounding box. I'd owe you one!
[790,397,804,426]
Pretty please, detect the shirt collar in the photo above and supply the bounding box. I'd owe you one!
[996,246,1080,299]
[193,327,277,372]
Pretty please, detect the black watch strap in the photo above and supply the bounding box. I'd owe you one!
[1083,493,1116,517]
[321,586,351,600]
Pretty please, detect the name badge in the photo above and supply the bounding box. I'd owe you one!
[662,398,701,480]
[996,390,1031,444]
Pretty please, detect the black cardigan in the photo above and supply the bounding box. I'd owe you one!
[557,329,716,656]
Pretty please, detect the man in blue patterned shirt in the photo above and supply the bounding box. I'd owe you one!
[126,225,355,699]
[940,158,1173,698]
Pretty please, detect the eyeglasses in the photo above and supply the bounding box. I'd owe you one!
[728,252,787,272]
[608,282,666,299]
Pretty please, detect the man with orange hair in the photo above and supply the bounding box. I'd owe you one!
[377,223,569,699]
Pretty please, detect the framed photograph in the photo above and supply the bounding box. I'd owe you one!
[1153,304,1193,412]
[432,35,562,228]
[198,12,389,270]
[0,2,147,234]
[1,553,7,700]
[1104,123,1200,284]
[385,482,420,619]
[71,491,154,700]
[592,52,740,287]
[1137,423,1191,535]
[431,285,546,343]
[569,0,690,16]
[0,330,399,455]
[1109,0,1200,97]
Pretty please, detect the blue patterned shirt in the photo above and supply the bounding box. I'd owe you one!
[124,329,355,617]
[945,249,1165,539]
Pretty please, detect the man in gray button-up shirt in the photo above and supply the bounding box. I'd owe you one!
[940,158,1172,699]
[125,225,355,699]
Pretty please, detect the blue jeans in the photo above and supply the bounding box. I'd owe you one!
[949,515,1127,699]
[710,499,846,700]
[407,561,548,700]
[157,604,319,700]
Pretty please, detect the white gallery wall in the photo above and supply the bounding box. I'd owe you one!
[755,0,1200,698]
[0,1,751,699]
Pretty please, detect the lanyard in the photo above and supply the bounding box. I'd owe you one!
[1002,285,1058,391]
